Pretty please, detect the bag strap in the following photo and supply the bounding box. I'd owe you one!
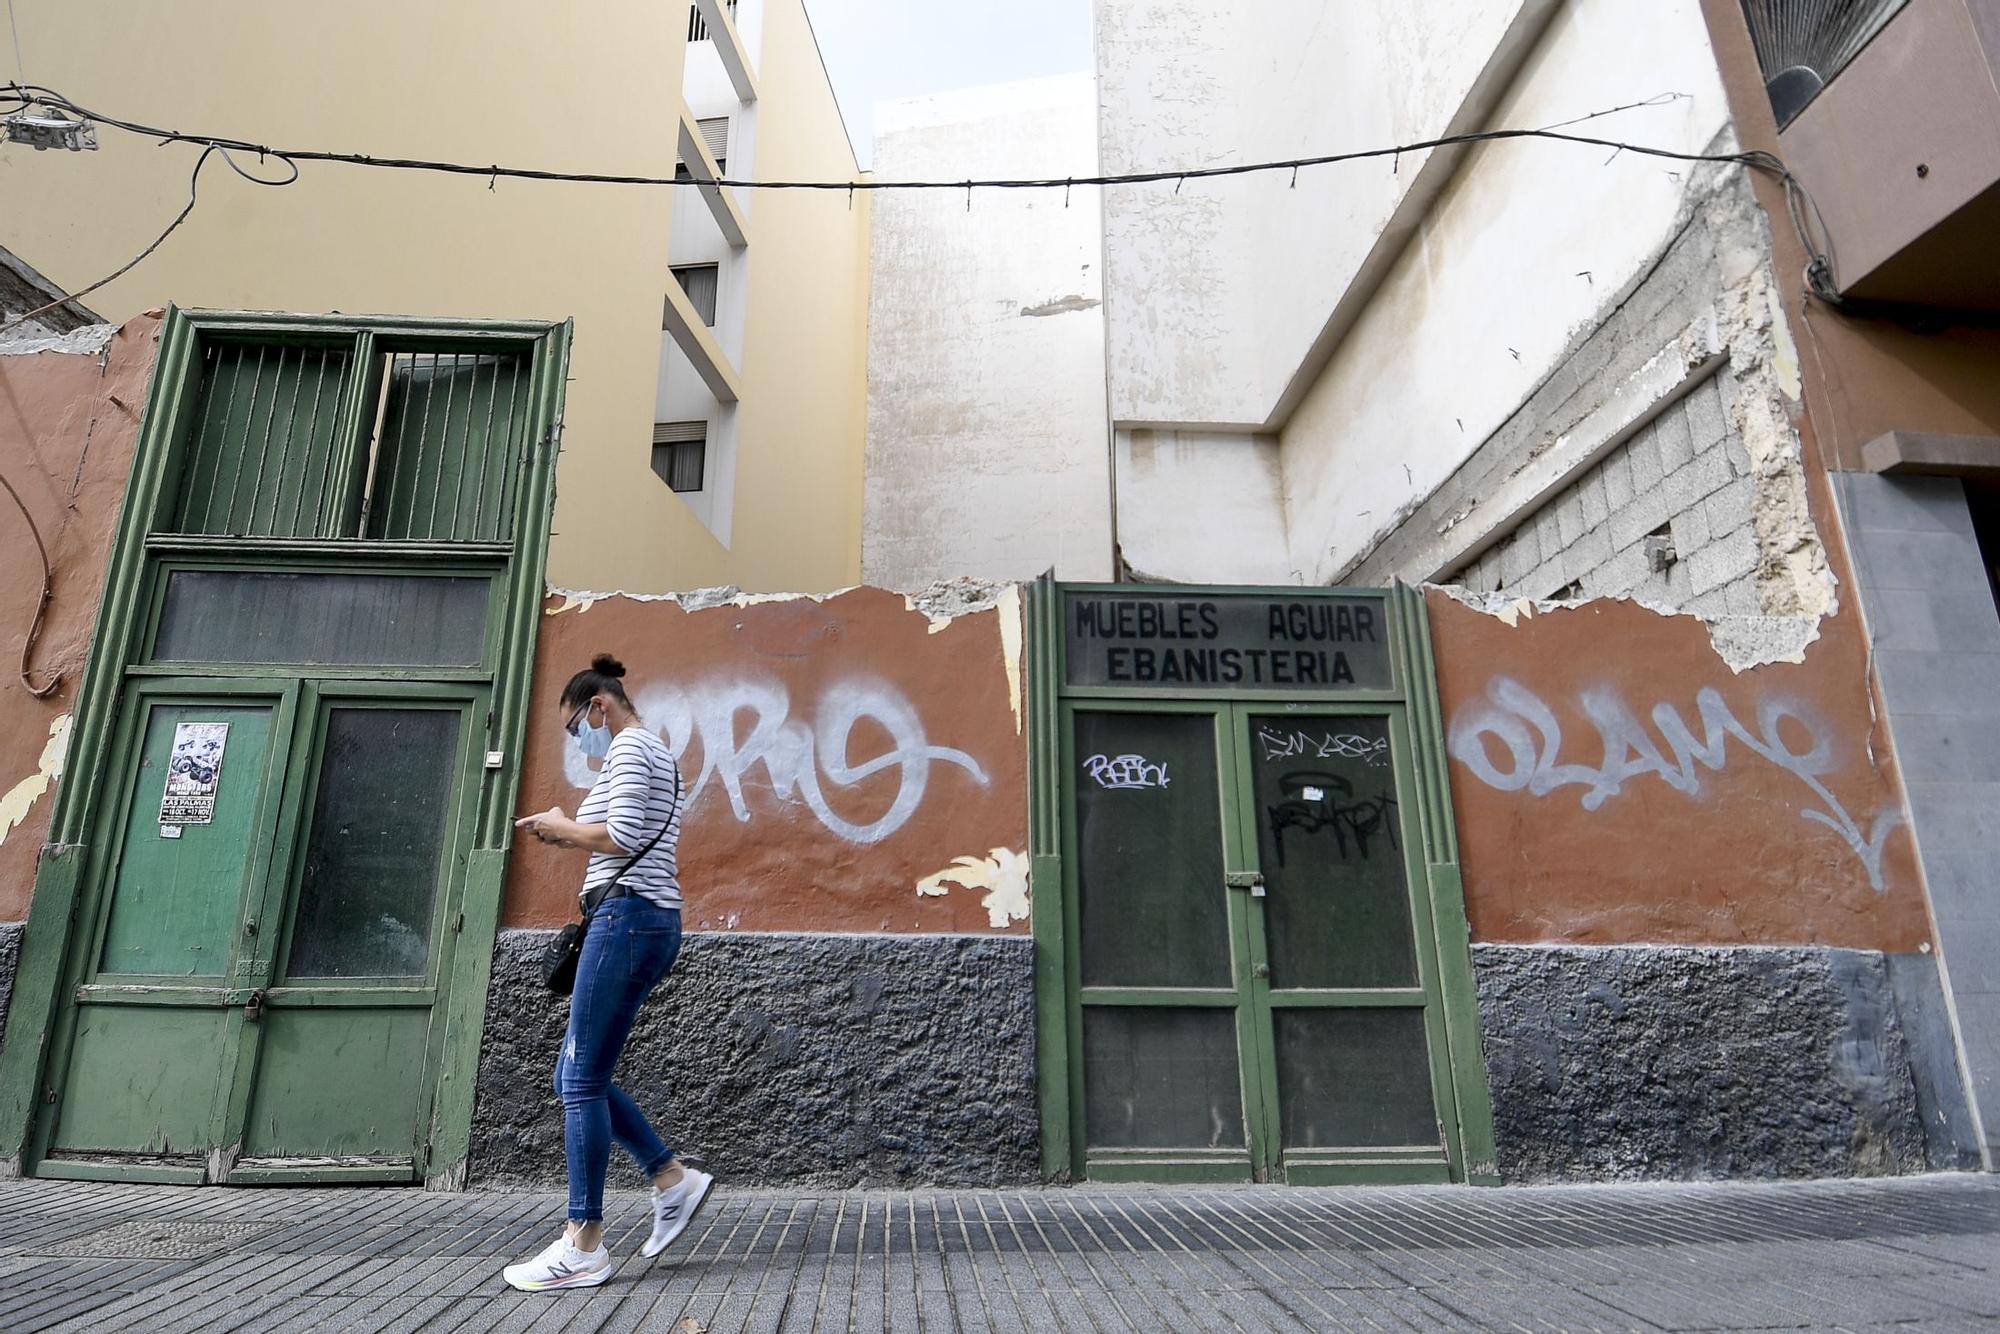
[580,757,681,916]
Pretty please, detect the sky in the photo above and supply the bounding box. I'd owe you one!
[803,0,1093,168]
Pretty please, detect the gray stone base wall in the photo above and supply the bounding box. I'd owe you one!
[1472,944,1971,1182]
[469,931,1038,1189]
[0,922,20,1058]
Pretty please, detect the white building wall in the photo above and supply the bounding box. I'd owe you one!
[1095,0,1546,428]
[1114,429,1295,583]
[863,74,1115,590]
[1277,0,1733,583]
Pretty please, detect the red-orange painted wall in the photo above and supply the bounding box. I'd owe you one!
[503,587,1029,933]
[1429,586,1932,951]
[0,316,158,921]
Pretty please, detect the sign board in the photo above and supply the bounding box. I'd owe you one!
[160,721,229,825]
[1063,591,1393,691]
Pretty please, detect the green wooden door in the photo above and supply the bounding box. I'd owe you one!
[231,684,482,1183]
[40,685,296,1182]
[36,681,480,1185]
[1064,700,1465,1184]
[1231,706,1461,1184]
[1065,702,1265,1183]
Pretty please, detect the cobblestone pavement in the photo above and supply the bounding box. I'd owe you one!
[0,1174,1995,1332]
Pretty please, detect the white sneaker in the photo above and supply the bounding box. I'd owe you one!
[502,1236,615,1292]
[640,1166,715,1258]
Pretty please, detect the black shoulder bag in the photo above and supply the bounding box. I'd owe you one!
[539,767,679,996]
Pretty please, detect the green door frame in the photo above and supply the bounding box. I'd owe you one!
[1027,577,1498,1185]
[0,308,571,1187]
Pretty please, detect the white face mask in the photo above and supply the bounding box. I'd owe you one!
[571,705,613,761]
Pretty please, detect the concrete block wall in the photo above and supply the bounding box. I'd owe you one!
[1455,370,1763,613]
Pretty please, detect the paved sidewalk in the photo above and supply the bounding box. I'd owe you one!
[0,1175,1995,1332]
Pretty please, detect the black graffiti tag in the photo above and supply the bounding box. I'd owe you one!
[1267,770,1400,867]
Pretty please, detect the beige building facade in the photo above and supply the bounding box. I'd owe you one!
[2,0,868,594]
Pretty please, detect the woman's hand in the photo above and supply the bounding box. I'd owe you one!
[515,806,572,845]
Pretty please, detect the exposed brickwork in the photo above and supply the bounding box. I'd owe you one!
[1349,162,1825,624]
[1456,371,1765,614]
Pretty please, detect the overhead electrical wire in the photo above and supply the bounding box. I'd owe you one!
[0,81,1843,689]
[0,81,1842,309]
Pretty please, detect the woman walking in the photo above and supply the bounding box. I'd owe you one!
[503,653,714,1293]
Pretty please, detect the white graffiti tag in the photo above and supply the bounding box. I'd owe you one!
[1083,753,1171,789]
[564,676,988,845]
[1447,676,1905,892]
[1257,727,1390,767]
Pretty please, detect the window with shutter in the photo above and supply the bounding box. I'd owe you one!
[674,117,730,181]
[652,421,707,493]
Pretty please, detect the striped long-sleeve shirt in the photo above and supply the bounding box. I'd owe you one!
[574,727,683,909]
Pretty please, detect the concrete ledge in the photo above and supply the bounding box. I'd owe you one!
[469,930,1039,1189]
[1861,431,2000,477]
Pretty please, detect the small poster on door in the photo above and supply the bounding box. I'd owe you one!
[160,721,229,825]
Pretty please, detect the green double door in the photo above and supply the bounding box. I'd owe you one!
[1066,701,1467,1184]
[38,678,481,1184]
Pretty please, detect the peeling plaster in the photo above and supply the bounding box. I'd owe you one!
[902,577,1016,632]
[1713,253,1835,624]
[0,323,116,356]
[0,715,70,847]
[916,847,1030,928]
[1018,294,1101,318]
[1436,585,1821,673]
[999,585,1024,736]
[546,584,854,614]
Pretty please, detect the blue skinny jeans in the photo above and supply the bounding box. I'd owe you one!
[555,894,682,1222]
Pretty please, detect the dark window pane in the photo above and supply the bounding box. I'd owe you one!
[1073,711,1231,988]
[1246,714,1417,988]
[1083,1007,1245,1150]
[154,571,488,667]
[285,708,461,978]
[1273,1008,1439,1148]
[651,431,705,493]
[673,265,720,326]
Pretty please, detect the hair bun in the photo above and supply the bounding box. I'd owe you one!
[590,653,626,679]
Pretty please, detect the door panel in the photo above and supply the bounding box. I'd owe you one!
[1244,714,1417,989]
[1271,1008,1439,1148]
[239,1007,434,1161]
[234,692,477,1179]
[1236,708,1457,1184]
[97,704,276,977]
[49,694,287,1166]
[1074,711,1232,989]
[1069,706,1258,1178]
[1082,1007,1246,1150]
[49,1007,229,1156]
